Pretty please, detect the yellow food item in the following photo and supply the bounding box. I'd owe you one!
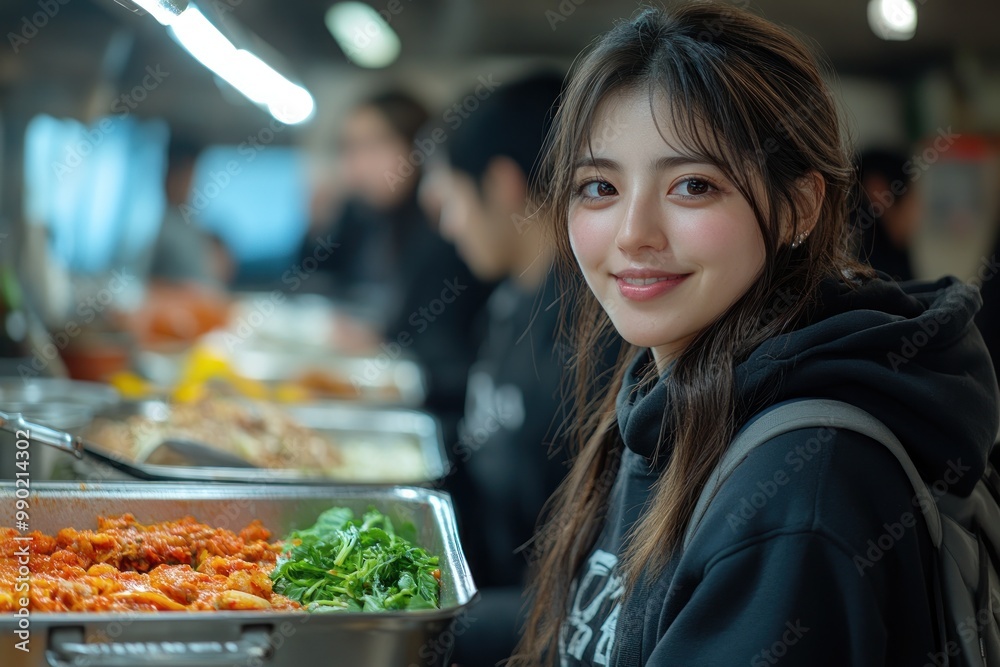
[108,372,151,399]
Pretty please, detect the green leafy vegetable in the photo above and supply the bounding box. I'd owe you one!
[270,507,441,613]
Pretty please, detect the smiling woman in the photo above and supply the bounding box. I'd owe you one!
[568,90,770,364]
[511,2,1000,666]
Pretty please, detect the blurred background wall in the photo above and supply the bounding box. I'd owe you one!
[0,0,998,296]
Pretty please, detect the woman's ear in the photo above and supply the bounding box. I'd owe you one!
[786,171,826,245]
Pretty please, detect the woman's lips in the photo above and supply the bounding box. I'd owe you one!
[614,270,690,301]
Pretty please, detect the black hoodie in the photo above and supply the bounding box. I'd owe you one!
[559,276,999,667]
[457,273,569,588]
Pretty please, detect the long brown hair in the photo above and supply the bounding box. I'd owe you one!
[513,3,874,664]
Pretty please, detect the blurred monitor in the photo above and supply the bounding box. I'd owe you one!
[188,145,310,284]
[23,114,168,274]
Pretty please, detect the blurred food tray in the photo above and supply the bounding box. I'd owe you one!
[0,377,120,412]
[135,346,427,407]
[80,400,448,485]
[228,346,427,407]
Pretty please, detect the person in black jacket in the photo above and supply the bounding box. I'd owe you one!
[426,74,570,666]
[299,91,492,414]
[509,4,1000,667]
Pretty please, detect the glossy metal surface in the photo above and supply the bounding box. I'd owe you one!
[78,401,448,485]
[0,482,477,667]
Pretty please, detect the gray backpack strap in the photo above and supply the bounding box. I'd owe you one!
[682,398,942,551]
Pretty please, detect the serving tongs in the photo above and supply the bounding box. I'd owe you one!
[0,409,256,480]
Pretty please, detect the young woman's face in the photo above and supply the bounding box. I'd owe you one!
[568,89,766,366]
[338,107,412,209]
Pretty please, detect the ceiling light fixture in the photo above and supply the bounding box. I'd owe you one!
[114,0,188,26]
[116,0,315,124]
[868,0,917,41]
[325,1,401,69]
[168,7,316,124]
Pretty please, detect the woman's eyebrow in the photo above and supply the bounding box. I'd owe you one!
[572,155,712,172]
[653,155,710,171]
[572,156,619,172]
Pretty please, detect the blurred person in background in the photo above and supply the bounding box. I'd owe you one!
[149,136,219,288]
[113,136,231,355]
[427,73,568,666]
[205,232,236,288]
[853,148,922,281]
[299,91,491,416]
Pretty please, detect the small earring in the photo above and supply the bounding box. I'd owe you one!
[791,232,809,249]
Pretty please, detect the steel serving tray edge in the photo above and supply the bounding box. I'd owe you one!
[0,482,478,667]
[79,401,450,485]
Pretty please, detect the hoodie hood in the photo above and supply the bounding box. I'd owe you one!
[617,276,999,496]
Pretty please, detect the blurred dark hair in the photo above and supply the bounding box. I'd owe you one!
[447,73,564,184]
[858,147,914,199]
[358,91,430,146]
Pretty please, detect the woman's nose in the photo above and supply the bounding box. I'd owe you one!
[616,189,668,256]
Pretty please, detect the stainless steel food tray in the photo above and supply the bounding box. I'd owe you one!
[228,345,427,408]
[0,378,120,412]
[78,401,449,485]
[0,378,121,481]
[0,482,478,667]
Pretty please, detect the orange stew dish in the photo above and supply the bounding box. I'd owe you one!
[0,515,300,612]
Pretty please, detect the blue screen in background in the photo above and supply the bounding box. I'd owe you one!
[187,145,309,282]
[23,116,309,284]
[23,114,168,274]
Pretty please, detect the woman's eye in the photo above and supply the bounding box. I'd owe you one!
[673,178,715,197]
[580,180,617,198]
